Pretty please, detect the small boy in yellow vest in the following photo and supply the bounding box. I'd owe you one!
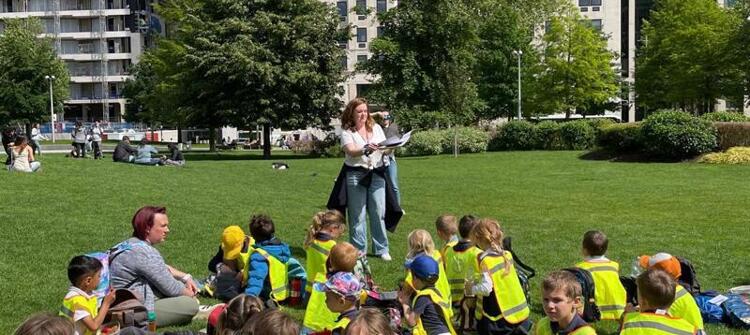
[637,253,704,335]
[575,230,627,320]
[206,225,254,301]
[620,268,696,335]
[59,255,116,335]
[400,255,457,335]
[435,214,459,259]
[533,271,596,335]
[245,214,291,303]
[444,214,482,331]
[316,271,364,335]
[303,242,360,332]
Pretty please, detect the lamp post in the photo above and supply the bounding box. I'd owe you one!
[512,50,523,120]
[44,75,56,143]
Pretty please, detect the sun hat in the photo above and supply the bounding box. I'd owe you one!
[221,225,245,261]
[314,272,363,301]
[405,254,439,281]
[639,252,681,279]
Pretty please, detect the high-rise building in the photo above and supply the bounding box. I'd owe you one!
[0,0,159,122]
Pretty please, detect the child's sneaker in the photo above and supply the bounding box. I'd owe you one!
[193,304,221,321]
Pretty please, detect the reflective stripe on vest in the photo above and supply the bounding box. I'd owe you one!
[305,239,336,293]
[411,288,457,335]
[482,251,530,324]
[534,317,596,335]
[255,248,288,301]
[303,272,339,332]
[669,285,704,332]
[576,260,626,320]
[621,312,696,335]
[444,245,481,302]
[60,293,98,335]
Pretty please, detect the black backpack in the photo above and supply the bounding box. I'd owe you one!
[676,256,700,295]
[502,237,536,304]
[563,268,601,323]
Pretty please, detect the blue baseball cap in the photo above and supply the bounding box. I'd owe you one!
[405,255,439,280]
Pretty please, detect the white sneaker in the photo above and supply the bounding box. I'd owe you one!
[380,253,392,261]
[193,304,221,321]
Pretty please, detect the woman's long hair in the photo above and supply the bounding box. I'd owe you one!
[341,98,373,132]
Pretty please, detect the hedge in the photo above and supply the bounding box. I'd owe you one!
[488,121,536,151]
[535,121,562,150]
[559,121,596,150]
[714,122,750,151]
[596,123,643,153]
[405,127,489,156]
[701,111,749,122]
[405,130,444,156]
[641,110,717,159]
[700,147,750,164]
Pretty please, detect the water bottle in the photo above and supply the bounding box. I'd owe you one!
[147,311,157,332]
[630,257,642,278]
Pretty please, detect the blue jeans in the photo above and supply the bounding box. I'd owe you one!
[386,156,401,205]
[346,169,389,255]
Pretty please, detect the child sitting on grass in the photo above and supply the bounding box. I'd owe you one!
[206,294,265,335]
[59,255,117,335]
[443,214,482,331]
[304,210,346,297]
[242,309,300,335]
[15,313,74,335]
[405,229,452,306]
[206,225,254,301]
[620,269,696,335]
[245,214,291,303]
[575,230,626,321]
[304,241,360,333]
[400,255,456,335]
[317,271,365,335]
[435,214,458,259]
[533,271,596,335]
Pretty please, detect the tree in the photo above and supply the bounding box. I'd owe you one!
[0,18,69,133]
[729,0,750,108]
[526,6,619,119]
[635,0,742,115]
[363,0,483,129]
[159,0,344,157]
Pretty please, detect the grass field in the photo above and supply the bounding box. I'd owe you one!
[1,151,748,334]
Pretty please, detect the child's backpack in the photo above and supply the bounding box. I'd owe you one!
[502,236,536,304]
[676,256,701,295]
[285,256,307,306]
[103,289,149,328]
[563,268,601,323]
[86,240,147,305]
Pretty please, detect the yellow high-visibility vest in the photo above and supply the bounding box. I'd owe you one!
[305,239,336,294]
[576,259,627,320]
[59,292,98,335]
[481,251,530,324]
[254,248,288,302]
[669,285,704,333]
[441,240,459,263]
[303,272,339,332]
[620,312,696,335]
[238,236,254,284]
[533,316,597,335]
[444,244,482,303]
[412,287,457,335]
[405,250,452,306]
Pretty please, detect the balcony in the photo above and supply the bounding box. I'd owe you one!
[0,8,130,19]
[70,75,131,83]
[59,53,132,61]
[66,97,126,104]
[40,31,130,39]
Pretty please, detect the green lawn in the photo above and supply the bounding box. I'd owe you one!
[1,151,748,334]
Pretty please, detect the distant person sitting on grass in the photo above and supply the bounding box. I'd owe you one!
[11,136,41,173]
[163,143,185,166]
[135,139,161,165]
[113,136,137,163]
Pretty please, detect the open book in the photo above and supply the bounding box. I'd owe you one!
[379,130,412,148]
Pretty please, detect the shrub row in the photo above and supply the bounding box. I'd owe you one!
[404,127,489,156]
[487,119,612,151]
[700,147,750,164]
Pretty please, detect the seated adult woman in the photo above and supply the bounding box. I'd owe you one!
[109,206,199,327]
[135,139,162,165]
[11,136,41,172]
[163,143,185,166]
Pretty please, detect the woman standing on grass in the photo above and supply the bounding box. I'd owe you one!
[11,136,41,172]
[109,206,200,327]
[338,98,392,261]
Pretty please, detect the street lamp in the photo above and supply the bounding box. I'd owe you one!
[44,75,56,143]
[512,50,523,120]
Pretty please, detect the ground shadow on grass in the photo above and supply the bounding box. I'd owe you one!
[289,246,306,260]
[578,150,684,163]
[183,151,319,161]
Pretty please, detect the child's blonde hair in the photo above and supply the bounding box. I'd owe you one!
[244,309,300,335]
[470,218,511,274]
[435,214,458,236]
[304,210,346,248]
[407,229,436,259]
[345,307,395,335]
[14,314,74,335]
[217,294,265,335]
[329,242,359,272]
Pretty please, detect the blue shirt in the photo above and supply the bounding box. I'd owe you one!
[135,145,158,163]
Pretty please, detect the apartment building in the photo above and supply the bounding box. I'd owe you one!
[0,0,157,122]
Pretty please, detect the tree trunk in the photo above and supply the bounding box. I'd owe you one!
[263,124,271,159]
[24,123,31,138]
[177,124,183,144]
[209,127,216,152]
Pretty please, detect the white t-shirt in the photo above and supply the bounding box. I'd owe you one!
[63,286,97,335]
[341,124,387,169]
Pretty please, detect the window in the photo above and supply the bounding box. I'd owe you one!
[376,0,387,13]
[357,54,368,63]
[357,28,367,42]
[377,26,384,37]
[337,1,347,20]
[591,0,602,5]
[579,0,590,6]
[592,6,600,11]
[581,7,588,11]
[340,55,348,70]
[590,19,602,31]
[356,0,367,15]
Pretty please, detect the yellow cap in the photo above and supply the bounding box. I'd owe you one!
[221,226,245,261]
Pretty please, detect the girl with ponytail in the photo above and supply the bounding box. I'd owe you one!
[303,210,346,296]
